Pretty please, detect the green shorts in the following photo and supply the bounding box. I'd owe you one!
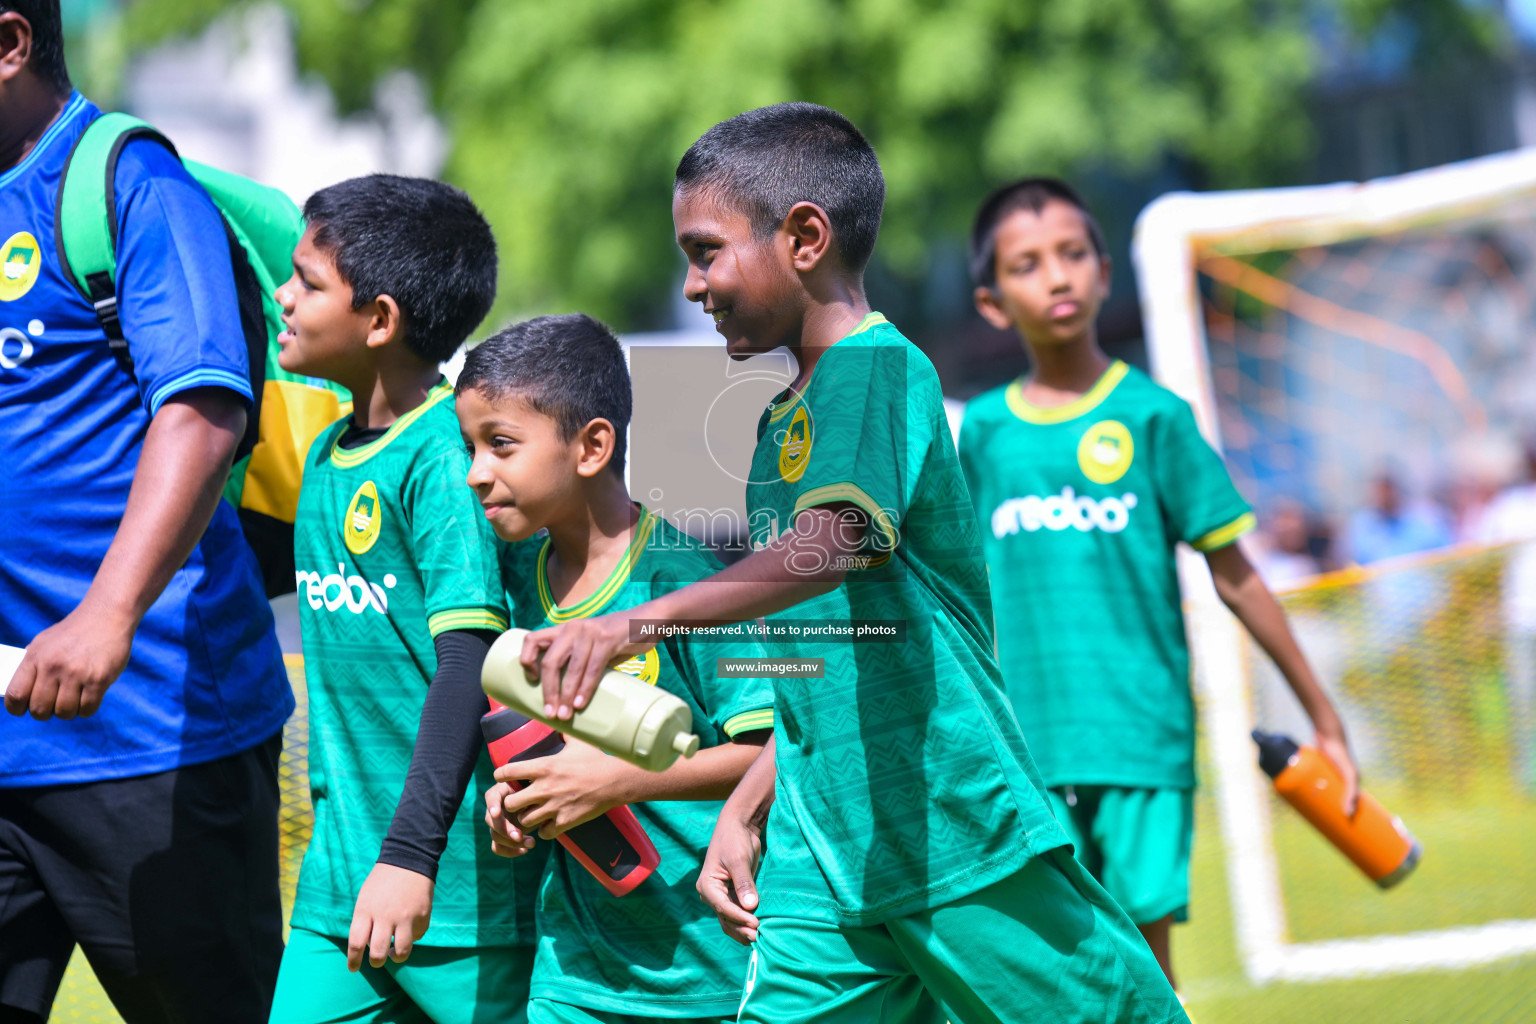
[268,926,535,1024]
[736,847,1186,1024]
[1047,785,1193,926]
[526,998,727,1024]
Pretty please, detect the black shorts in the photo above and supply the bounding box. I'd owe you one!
[0,732,284,1023]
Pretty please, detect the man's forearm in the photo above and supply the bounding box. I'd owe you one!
[85,389,245,626]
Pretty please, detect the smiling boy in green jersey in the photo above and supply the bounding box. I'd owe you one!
[267,175,546,1024]
[453,314,774,1024]
[508,105,1186,1024]
[957,177,1361,992]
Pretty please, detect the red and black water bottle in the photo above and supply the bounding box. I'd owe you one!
[482,699,660,896]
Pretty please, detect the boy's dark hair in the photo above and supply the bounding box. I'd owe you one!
[303,174,496,364]
[969,177,1107,288]
[675,102,885,273]
[457,314,632,476]
[1,2,69,93]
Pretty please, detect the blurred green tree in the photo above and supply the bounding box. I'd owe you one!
[122,0,1500,330]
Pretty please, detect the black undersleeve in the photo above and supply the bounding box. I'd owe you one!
[376,628,497,879]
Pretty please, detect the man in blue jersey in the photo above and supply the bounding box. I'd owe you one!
[0,5,291,1022]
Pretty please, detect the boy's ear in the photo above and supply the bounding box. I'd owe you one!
[0,12,34,85]
[974,286,1013,332]
[574,417,617,478]
[783,201,836,274]
[1098,253,1113,297]
[363,294,405,350]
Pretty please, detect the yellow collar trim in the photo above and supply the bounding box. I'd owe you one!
[848,310,888,337]
[537,507,658,621]
[1004,360,1128,425]
[767,312,888,424]
[329,380,453,468]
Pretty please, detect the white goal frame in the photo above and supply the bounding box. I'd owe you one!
[1132,148,1536,983]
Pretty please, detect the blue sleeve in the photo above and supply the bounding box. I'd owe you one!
[112,138,253,415]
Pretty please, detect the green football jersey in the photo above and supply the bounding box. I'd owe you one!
[291,381,545,946]
[743,312,1068,926]
[503,508,776,1017]
[958,360,1254,789]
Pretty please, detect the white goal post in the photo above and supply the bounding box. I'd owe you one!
[1132,148,1536,983]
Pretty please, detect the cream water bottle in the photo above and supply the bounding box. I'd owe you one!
[482,628,700,773]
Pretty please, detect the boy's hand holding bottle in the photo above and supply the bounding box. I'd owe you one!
[488,737,633,841]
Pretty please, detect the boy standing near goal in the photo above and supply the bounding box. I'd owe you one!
[514,105,1186,1024]
[958,177,1360,992]
[268,175,546,1024]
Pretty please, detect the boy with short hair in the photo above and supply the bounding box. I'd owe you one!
[268,174,546,1024]
[455,313,775,1024]
[958,177,1359,991]
[517,105,1186,1024]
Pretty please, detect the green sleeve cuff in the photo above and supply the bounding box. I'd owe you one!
[1192,512,1257,552]
[722,707,776,737]
[427,607,509,637]
[791,481,899,563]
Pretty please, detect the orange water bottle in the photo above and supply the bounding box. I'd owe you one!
[1251,730,1422,888]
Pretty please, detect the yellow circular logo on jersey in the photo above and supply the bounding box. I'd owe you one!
[1077,420,1134,484]
[0,232,42,302]
[345,481,382,554]
[611,647,660,686]
[778,405,812,482]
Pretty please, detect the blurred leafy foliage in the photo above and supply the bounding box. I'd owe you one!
[122,0,1501,329]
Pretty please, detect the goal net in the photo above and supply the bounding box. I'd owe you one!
[1134,149,1536,983]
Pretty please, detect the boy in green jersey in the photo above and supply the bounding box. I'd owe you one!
[453,314,775,1024]
[511,105,1185,1024]
[268,175,546,1024]
[958,177,1361,991]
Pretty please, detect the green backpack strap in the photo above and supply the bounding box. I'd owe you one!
[54,112,178,377]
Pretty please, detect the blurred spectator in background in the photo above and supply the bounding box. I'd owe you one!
[1310,517,1341,574]
[1474,439,1536,546]
[1473,438,1536,792]
[1445,431,1523,544]
[1342,472,1452,565]
[1446,476,1496,544]
[1249,499,1322,587]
